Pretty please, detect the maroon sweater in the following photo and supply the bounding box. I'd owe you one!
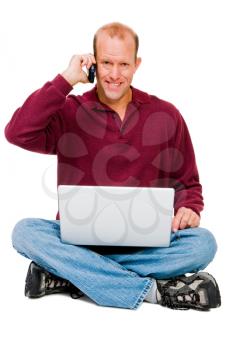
[5,74,204,219]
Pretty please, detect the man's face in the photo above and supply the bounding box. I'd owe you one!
[95,32,141,104]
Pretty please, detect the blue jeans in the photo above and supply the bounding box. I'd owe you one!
[11,218,217,310]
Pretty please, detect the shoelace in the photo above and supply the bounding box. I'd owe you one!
[45,276,70,290]
[46,275,84,299]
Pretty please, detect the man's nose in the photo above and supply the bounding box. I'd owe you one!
[109,66,121,80]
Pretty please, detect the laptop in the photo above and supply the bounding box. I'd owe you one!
[58,185,174,247]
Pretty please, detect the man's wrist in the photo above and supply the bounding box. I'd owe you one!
[61,71,77,87]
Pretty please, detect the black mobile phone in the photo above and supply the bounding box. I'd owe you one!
[88,64,96,83]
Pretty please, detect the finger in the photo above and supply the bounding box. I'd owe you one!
[81,54,95,69]
[188,212,200,227]
[172,210,183,232]
[88,53,96,64]
[172,207,186,232]
[87,55,97,69]
[86,55,93,69]
[179,209,192,230]
[171,216,181,233]
[80,55,89,67]
[187,212,196,226]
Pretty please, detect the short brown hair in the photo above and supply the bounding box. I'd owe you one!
[93,22,139,61]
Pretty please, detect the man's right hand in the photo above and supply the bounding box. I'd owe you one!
[61,54,96,87]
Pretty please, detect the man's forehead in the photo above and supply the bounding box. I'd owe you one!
[97,53,131,63]
[96,33,135,59]
[96,31,135,48]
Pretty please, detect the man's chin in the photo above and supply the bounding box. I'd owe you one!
[104,91,124,101]
[104,85,130,101]
[97,83,130,104]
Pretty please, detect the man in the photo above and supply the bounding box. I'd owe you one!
[5,22,221,310]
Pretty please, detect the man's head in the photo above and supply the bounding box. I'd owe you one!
[93,22,141,105]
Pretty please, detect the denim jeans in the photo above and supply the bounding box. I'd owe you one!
[11,218,217,310]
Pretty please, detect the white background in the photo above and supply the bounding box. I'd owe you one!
[1,0,232,349]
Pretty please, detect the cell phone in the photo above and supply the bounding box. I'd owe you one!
[88,64,96,83]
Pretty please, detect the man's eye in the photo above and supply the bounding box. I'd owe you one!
[103,61,109,65]
[121,63,128,66]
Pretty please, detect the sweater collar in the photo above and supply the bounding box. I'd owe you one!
[80,85,150,112]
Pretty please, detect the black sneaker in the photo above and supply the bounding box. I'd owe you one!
[156,272,221,311]
[25,261,84,299]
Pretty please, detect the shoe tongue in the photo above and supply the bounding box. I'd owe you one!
[189,279,202,290]
[170,281,186,290]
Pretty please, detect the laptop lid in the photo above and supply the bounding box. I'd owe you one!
[58,185,174,247]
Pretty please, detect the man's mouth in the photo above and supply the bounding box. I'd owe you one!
[105,81,122,90]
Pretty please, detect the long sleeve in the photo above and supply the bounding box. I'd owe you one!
[171,111,204,216]
[5,74,73,154]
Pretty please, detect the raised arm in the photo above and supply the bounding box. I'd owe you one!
[5,54,96,154]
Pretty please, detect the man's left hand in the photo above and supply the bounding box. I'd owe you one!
[172,207,200,232]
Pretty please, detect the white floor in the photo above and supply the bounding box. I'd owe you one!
[1,223,230,350]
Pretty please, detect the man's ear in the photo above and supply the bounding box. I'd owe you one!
[134,57,142,72]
